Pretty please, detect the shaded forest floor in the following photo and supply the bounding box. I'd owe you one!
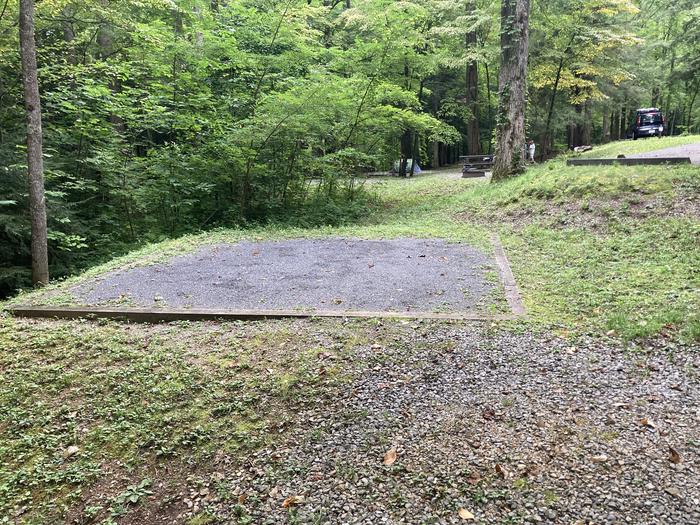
[1,138,699,524]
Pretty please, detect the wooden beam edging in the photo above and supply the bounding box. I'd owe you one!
[566,157,691,166]
[490,233,527,317]
[6,305,522,323]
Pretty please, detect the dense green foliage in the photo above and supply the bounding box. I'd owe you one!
[1,0,699,295]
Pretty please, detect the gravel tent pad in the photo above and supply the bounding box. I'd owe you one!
[71,238,512,315]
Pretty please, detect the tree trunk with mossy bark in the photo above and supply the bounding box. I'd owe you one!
[465,0,480,155]
[492,0,530,181]
[19,0,49,285]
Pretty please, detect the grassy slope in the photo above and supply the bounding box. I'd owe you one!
[0,318,375,524]
[1,138,699,523]
[462,161,699,340]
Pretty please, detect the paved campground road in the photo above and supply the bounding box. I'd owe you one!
[632,141,700,164]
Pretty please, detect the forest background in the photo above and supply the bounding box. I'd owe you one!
[1,0,699,297]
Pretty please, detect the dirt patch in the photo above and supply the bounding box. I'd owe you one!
[64,461,193,525]
[458,191,700,232]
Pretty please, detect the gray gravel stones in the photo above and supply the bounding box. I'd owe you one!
[72,238,498,313]
[204,323,699,524]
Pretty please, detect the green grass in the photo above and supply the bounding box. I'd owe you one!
[455,157,699,341]
[0,317,370,524]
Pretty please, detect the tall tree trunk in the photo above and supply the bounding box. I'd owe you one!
[61,8,77,66]
[431,87,441,168]
[687,82,699,132]
[465,0,480,155]
[409,133,419,177]
[651,86,660,107]
[400,131,412,177]
[493,0,530,181]
[484,62,494,153]
[619,102,627,139]
[567,122,574,149]
[98,19,126,133]
[432,141,440,169]
[540,34,573,160]
[581,101,592,145]
[602,106,611,143]
[409,81,425,177]
[670,108,677,135]
[19,0,49,285]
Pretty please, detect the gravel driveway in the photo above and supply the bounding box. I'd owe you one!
[207,324,700,525]
[73,239,498,313]
[632,142,700,164]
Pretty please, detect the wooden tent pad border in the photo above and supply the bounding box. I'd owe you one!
[7,235,526,323]
[7,306,523,323]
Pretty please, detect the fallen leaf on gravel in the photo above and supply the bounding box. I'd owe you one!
[668,446,682,464]
[383,447,398,466]
[282,495,305,508]
[665,487,681,497]
[495,463,509,478]
[238,494,247,504]
[482,406,496,420]
[458,508,475,520]
[639,417,656,429]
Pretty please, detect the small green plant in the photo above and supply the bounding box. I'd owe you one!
[112,478,153,511]
[187,512,218,525]
[543,489,560,506]
[513,477,528,490]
